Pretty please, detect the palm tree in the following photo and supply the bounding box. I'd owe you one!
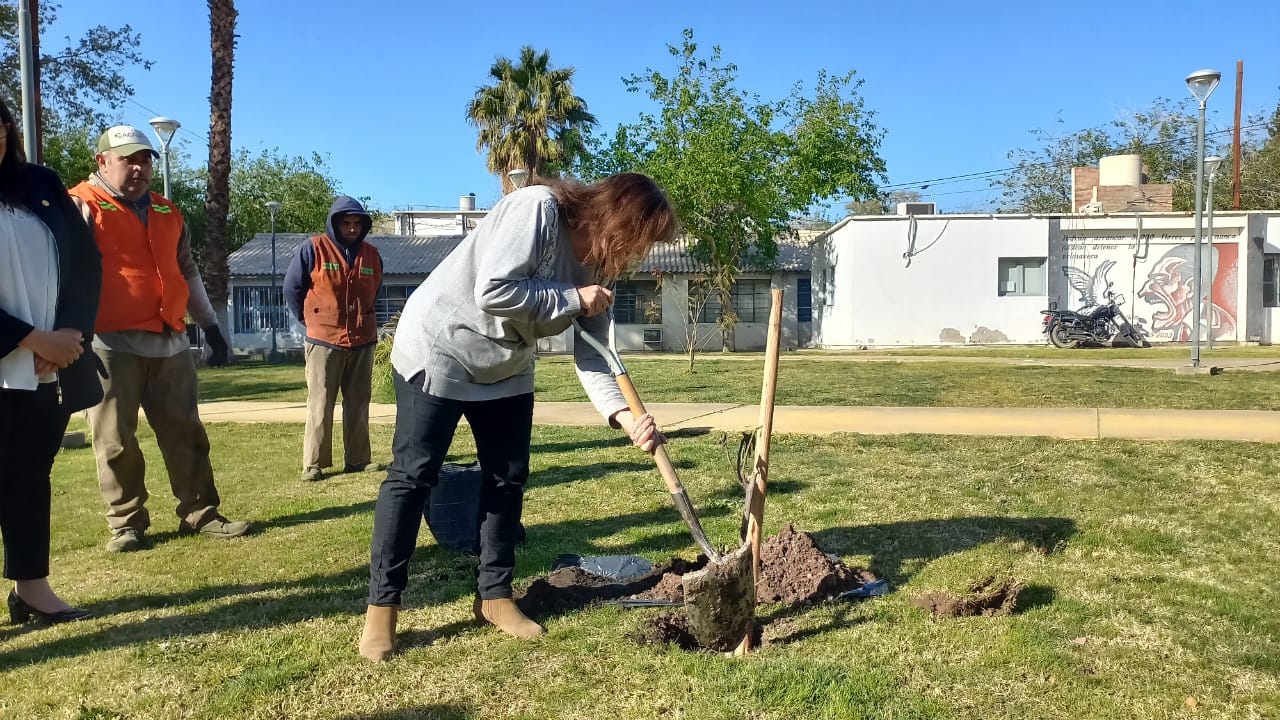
[466,46,597,193]
[204,0,236,335]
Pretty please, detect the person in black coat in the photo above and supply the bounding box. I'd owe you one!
[0,96,102,624]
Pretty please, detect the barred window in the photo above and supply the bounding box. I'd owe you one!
[232,286,289,334]
[797,276,812,322]
[376,285,417,325]
[614,280,661,324]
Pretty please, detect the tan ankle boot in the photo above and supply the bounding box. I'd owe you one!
[358,605,398,661]
[474,596,545,638]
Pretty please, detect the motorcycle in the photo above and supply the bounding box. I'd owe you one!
[1041,292,1149,349]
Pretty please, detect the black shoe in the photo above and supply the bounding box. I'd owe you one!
[7,590,92,625]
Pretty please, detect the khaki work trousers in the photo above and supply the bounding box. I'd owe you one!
[87,348,221,533]
[302,342,375,472]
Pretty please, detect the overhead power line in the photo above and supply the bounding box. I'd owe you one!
[874,122,1269,194]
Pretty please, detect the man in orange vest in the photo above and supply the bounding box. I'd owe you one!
[69,126,250,553]
[284,196,384,481]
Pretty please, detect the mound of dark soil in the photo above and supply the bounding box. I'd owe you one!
[757,524,875,605]
[516,525,880,651]
[517,557,703,618]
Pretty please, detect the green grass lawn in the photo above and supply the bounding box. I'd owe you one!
[198,360,308,402]
[527,356,1280,410]
[846,344,1280,360]
[202,354,1280,412]
[9,422,1278,719]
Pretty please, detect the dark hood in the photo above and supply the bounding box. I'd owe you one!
[326,195,372,246]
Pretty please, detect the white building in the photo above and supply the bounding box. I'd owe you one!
[390,194,489,236]
[811,210,1280,347]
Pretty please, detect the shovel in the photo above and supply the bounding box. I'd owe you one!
[572,314,754,650]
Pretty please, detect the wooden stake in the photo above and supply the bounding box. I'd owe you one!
[735,287,784,655]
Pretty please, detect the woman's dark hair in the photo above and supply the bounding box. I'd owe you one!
[537,172,677,280]
[0,96,28,205]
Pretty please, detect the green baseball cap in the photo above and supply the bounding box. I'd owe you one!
[97,125,159,158]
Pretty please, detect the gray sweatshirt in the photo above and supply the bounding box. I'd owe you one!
[390,185,626,422]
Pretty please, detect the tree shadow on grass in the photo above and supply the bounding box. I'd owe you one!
[811,515,1078,587]
[334,706,474,720]
[266,499,377,527]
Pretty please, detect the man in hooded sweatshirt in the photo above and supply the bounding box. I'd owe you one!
[284,196,384,481]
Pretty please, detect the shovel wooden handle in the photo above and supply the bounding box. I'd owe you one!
[615,371,720,561]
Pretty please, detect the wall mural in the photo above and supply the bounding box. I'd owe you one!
[1055,236,1239,343]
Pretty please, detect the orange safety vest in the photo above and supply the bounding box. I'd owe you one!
[303,234,382,347]
[69,182,189,334]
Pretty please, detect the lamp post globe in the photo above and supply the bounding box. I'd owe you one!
[148,116,181,199]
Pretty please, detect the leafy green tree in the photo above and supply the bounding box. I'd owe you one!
[0,1,151,133]
[154,148,347,265]
[996,123,1116,213]
[996,99,1232,213]
[1239,96,1280,209]
[41,122,96,187]
[466,46,597,193]
[590,29,884,350]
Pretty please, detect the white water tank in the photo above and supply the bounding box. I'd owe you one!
[459,193,476,211]
[1098,154,1143,186]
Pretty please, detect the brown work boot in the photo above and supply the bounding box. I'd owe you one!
[474,596,544,638]
[358,605,398,662]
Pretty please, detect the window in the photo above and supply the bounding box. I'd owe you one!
[613,280,661,324]
[376,284,418,325]
[233,286,288,334]
[689,279,773,323]
[998,257,1047,296]
[797,276,812,322]
[732,279,773,323]
[690,279,720,324]
[1265,255,1280,308]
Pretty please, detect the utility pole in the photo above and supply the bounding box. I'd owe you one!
[1232,60,1243,210]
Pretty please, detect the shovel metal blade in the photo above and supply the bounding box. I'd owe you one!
[680,544,754,651]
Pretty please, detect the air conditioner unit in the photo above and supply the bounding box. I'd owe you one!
[896,202,937,216]
[642,328,663,348]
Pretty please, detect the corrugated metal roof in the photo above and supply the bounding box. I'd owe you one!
[231,232,811,277]
[230,233,464,276]
[639,238,812,275]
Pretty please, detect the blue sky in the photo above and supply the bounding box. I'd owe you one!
[48,0,1280,216]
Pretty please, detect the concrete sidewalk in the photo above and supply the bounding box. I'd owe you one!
[197,400,1280,443]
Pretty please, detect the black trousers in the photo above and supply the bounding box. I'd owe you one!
[0,383,71,580]
[368,371,533,606]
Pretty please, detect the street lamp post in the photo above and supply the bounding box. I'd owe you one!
[148,116,181,199]
[1185,69,1220,368]
[1204,155,1223,350]
[265,201,283,363]
[508,168,530,190]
